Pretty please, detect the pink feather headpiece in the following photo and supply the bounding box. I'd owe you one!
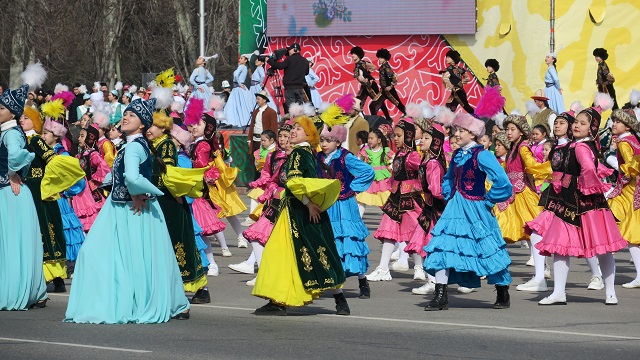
[52,91,76,109]
[43,118,67,138]
[474,86,505,118]
[184,98,205,125]
[335,93,356,114]
[320,125,347,143]
[209,95,226,111]
[452,113,485,137]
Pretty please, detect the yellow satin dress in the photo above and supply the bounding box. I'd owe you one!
[207,151,248,218]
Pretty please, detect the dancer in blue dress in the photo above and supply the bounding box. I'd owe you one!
[544,51,565,113]
[305,58,323,109]
[250,57,278,113]
[424,113,513,311]
[189,56,214,110]
[225,55,254,127]
[0,86,49,311]
[65,97,190,324]
[318,125,375,298]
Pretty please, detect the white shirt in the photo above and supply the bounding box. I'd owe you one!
[253,105,268,140]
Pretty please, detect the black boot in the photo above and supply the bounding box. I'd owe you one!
[190,288,211,304]
[254,301,287,316]
[358,278,370,299]
[494,285,510,309]
[424,284,448,311]
[52,278,66,293]
[333,293,351,316]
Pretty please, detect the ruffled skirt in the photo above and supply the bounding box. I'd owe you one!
[71,182,104,232]
[373,200,422,242]
[328,197,370,277]
[191,198,226,236]
[608,183,640,244]
[424,193,512,288]
[65,196,190,324]
[496,187,541,243]
[529,210,627,258]
[356,179,391,207]
[0,185,48,310]
[57,197,85,261]
[406,223,434,258]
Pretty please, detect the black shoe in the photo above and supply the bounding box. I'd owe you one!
[493,285,510,309]
[358,278,370,299]
[52,278,66,293]
[29,298,48,309]
[172,309,190,320]
[425,283,448,311]
[190,289,211,304]
[333,293,351,316]
[254,301,287,316]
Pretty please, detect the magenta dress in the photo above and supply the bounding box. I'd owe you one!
[243,150,288,245]
[405,157,446,257]
[190,139,226,236]
[531,141,627,258]
[73,149,111,231]
[374,149,423,242]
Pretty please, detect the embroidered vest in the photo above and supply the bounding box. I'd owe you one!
[0,127,29,189]
[450,147,486,201]
[26,134,56,180]
[317,149,356,200]
[392,150,418,182]
[417,157,446,232]
[111,137,152,203]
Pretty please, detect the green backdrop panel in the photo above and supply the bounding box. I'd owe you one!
[229,133,255,186]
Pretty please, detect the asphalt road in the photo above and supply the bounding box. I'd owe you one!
[2,197,640,359]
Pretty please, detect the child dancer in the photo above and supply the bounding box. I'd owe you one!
[367,118,423,281]
[94,113,116,167]
[408,120,448,295]
[606,108,640,288]
[252,116,348,316]
[65,97,191,323]
[318,125,375,298]
[529,124,549,163]
[493,132,510,165]
[0,86,48,310]
[356,129,394,216]
[495,115,550,244]
[244,130,277,226]
[242,125,292,286]
[424,113,513,310]
[534,96,627,305]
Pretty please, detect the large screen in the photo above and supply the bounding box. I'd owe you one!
[267,0,477,37]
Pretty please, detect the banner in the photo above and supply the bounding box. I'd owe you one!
[239,0,268,55]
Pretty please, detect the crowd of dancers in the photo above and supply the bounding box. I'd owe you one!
[1,44,639,322]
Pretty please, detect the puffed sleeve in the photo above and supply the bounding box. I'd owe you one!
[123,141,163,196]
[102,140,116,168]
[626,155,640,178]
[192,142,219,182]
[425,160,445,199]
[250,151,273,188]
[520,145,551,181]
[617,142,637,178]
[478,150,512,205]
[575,143,608,195]
[56,150,86,196]
[345,152,375,192]
[306,70,320,87]
[4,130,34,176]
[90,151,111,183]
[405,151,421,172]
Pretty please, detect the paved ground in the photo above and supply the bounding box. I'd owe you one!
[2,196,640,359]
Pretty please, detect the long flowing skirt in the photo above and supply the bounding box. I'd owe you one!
[608,181,640,244]
[57,197,85,261]
[225,87,255,127]
[546,86,565,113]
[0,185,48,310]
[328,197,370,277]
[64,195,190,324]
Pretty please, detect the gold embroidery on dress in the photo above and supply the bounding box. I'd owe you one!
[180,270,191,276]
[304,279,319,287]
[324,278,335,285]
[300,246,313,272]
[31,167,43,178]
[54,251,62,257]
[174,242,187,266]
[317,246,330,270]
[292,221,300,239]
[48,224,55,245]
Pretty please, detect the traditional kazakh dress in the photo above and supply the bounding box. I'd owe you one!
[607,133,640,244]
[252,143,345,306]
[189,66,214,109]
[424,143,513,288]
[318,147,374,277]
[189,138,227,235]
[356,146,394,207]
[73,147,110,231]
[305,69,323,109]
[64,134,190,324]
[225,64,254,127]
[207,149,247,218]
[544,65,565,113]
[0,122,48,310]
[246,144,277,220]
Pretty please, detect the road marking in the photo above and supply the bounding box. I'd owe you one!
[0,337,152,353]
[48,294,640,341]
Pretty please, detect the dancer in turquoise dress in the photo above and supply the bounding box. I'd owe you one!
[424,113,513,311]
[0,85,49,310]
[65,97,190,324]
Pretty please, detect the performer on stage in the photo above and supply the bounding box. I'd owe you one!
[225,54,254,127]
[349,46,391,121]
[376,48,406,116]
[441,50,475,115]
[593,48,618,110]
[544,51,565,113]
[305,58,323,109]
[189,56,214,109]
[485,59,501,88]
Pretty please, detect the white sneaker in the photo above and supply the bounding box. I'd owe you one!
[237,235,248,248]
[525,255,534,266]
[246,277,256,286]
[516,278,548,292]
[605,294,618,305]
[520,240,530,249]
[622,279,640,289]
[538,293,567,305]
[413,265,426,280]
[544,265,551,279]
[221,248,232,257]
[457,287,476,294]
[207,267,219,276]
[241,217,255,227]
[390,261,410,272]
[228,262,255,274]
[587,275,604,290]
[366,267,392,282]
[390,249,400,261]
[412,282,435,295]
